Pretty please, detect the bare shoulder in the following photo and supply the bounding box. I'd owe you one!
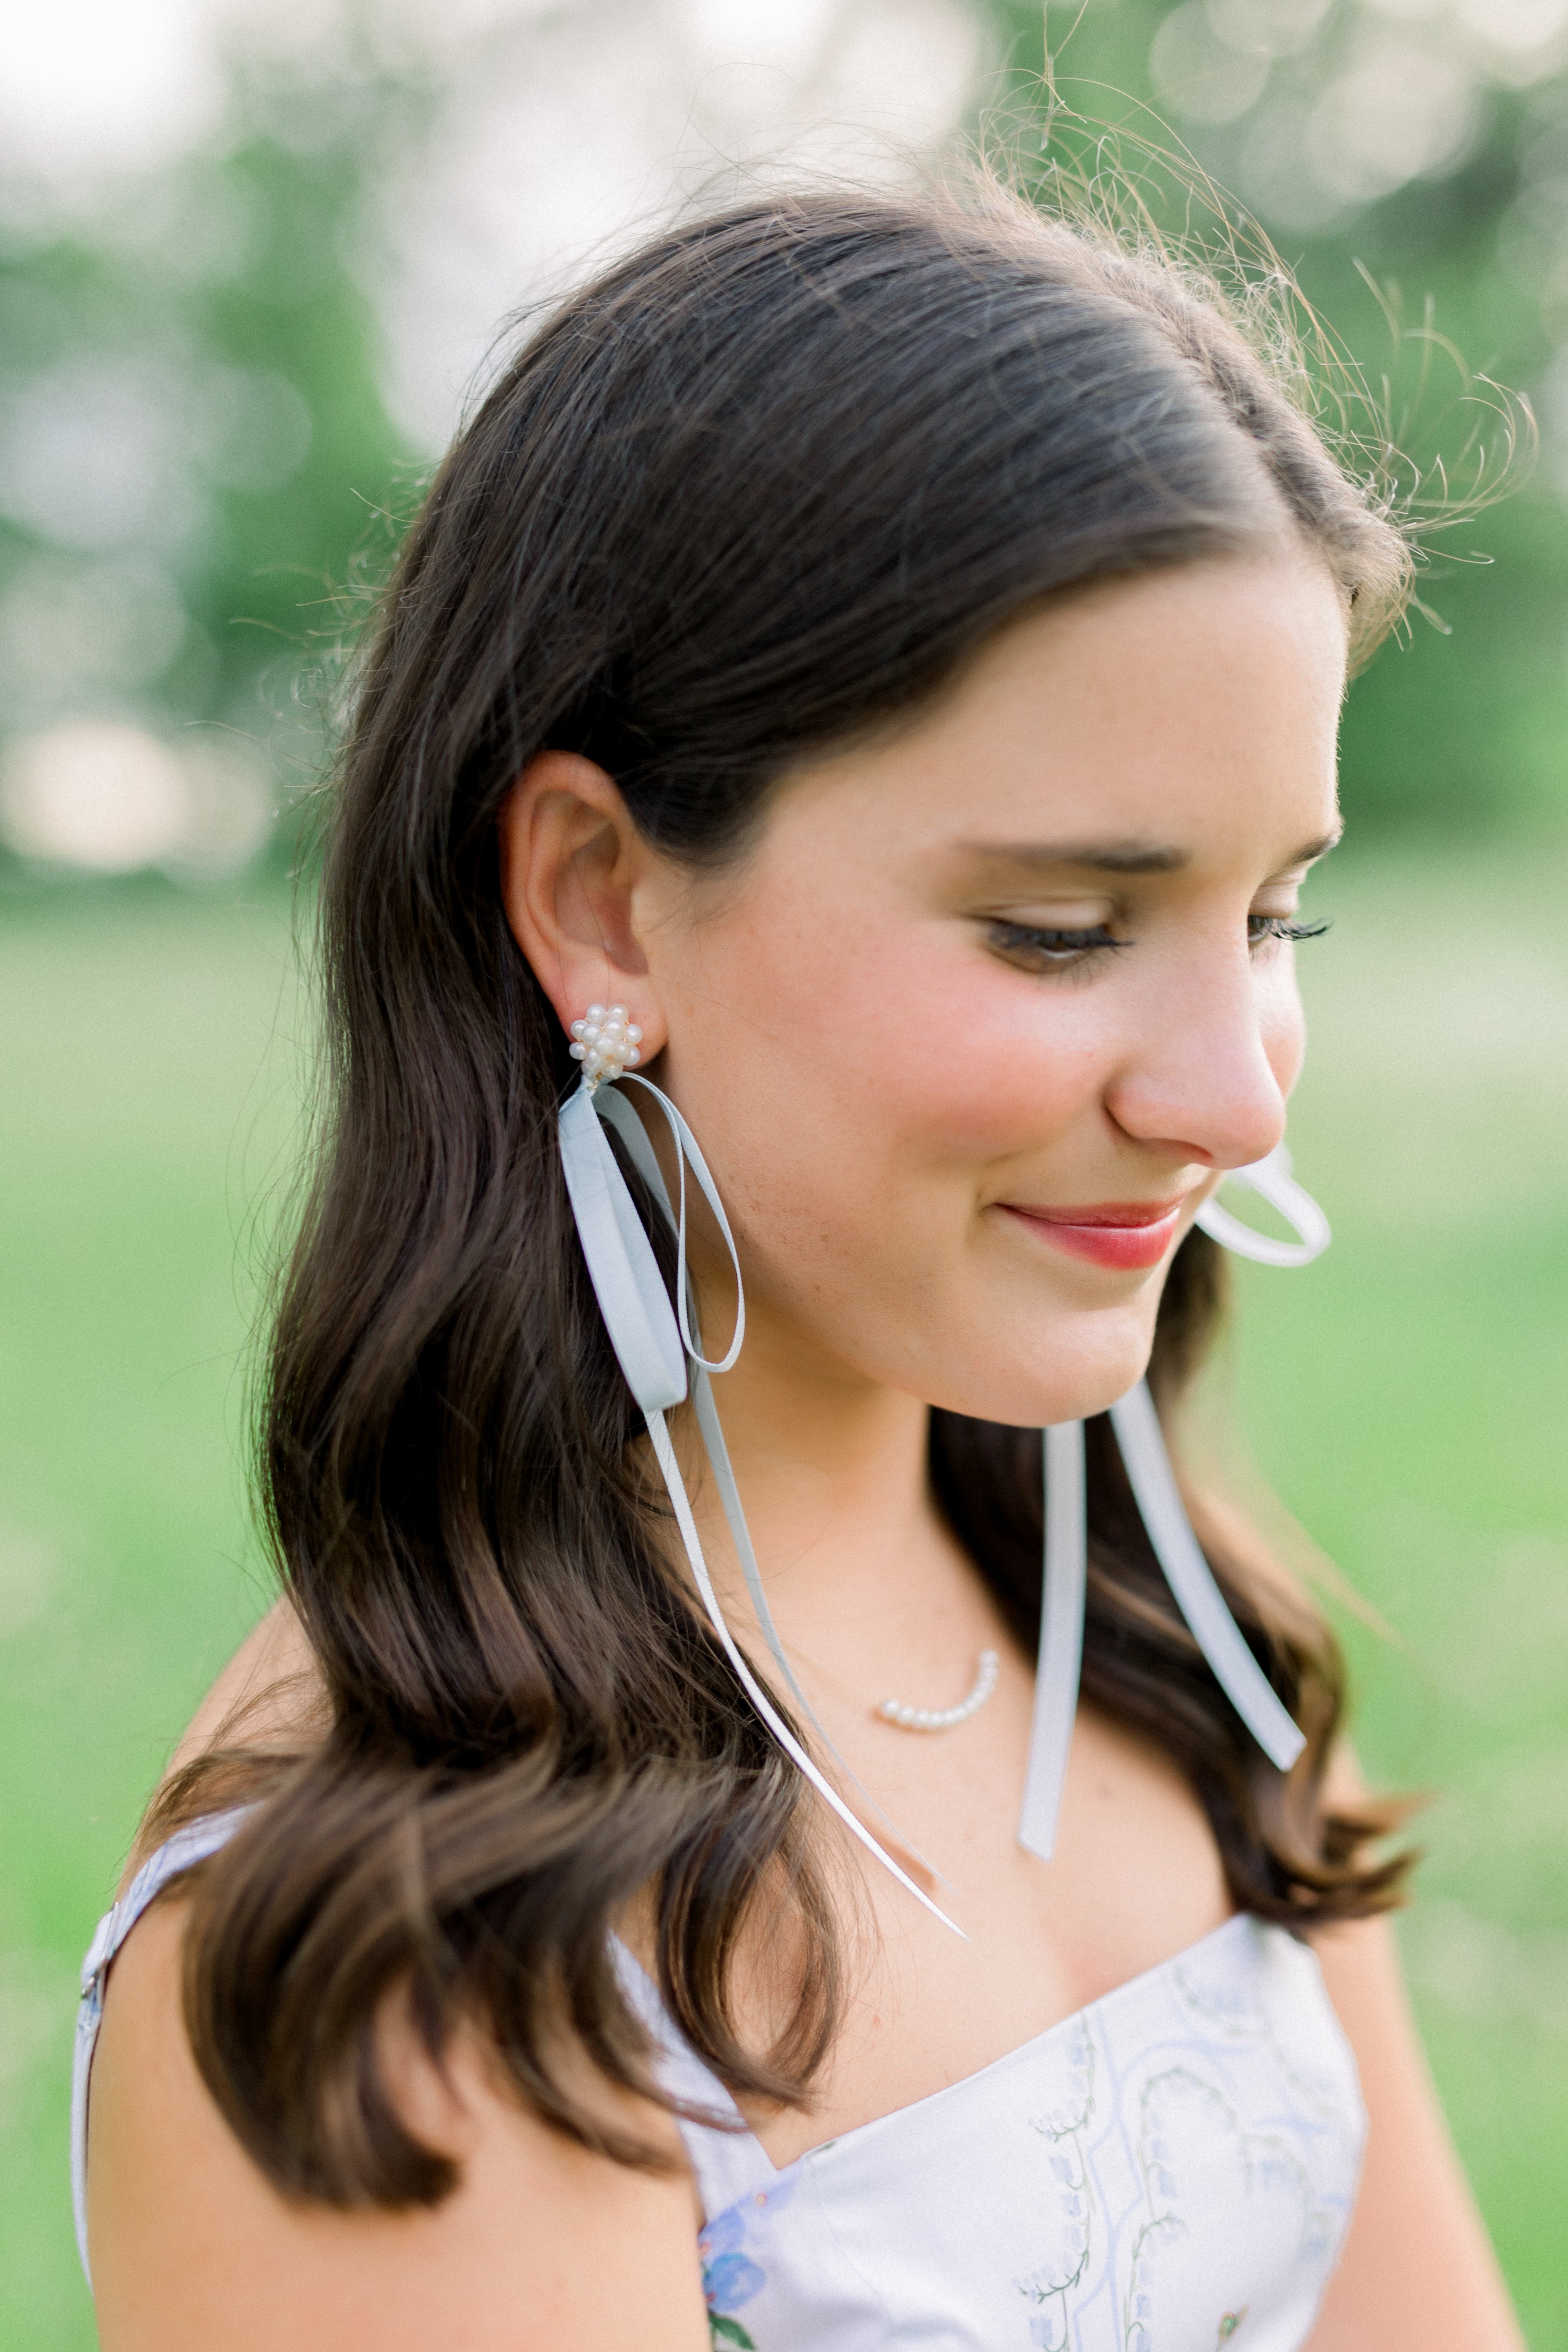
[1302,1910,1524,2352]
[1295,1743,1523,2347]
[165,1596,323,1775]
[120,1600,325,1894]
[87,1893,710,2352]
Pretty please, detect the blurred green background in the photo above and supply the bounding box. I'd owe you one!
[1,2,1565,2344]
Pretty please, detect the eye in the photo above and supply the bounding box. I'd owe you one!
[987,919,1130,974]
[1248,914,1331,953]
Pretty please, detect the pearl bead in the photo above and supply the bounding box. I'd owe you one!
[877,1649,1000,1735]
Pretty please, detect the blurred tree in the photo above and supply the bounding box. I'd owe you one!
[990,0,1568,834]
[0,54,413,870]
[4,1,1566,857]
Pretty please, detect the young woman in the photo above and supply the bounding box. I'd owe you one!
[77,187,1526,2349]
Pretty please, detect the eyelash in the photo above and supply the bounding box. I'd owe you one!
[989,920,1127,971]
[988,915,1331,973]
[1250,915,1331,947]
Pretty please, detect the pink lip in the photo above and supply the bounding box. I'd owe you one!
[999,1198,1188,1271]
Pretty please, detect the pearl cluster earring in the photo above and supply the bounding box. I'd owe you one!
[569,1003,643,1088]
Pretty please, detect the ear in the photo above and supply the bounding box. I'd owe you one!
[497,752,669,1060]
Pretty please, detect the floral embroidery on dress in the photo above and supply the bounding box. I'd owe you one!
[699,2171,799,2347]
[1014,2019,1096,2348]
[1124,2067,1329,2349]
[1174,1933,1345,2127]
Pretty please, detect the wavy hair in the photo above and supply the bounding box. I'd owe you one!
[148,181,1414,2208]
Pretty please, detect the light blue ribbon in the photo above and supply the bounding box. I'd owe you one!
[1109,1381,1305,1773]
[1194,1143,1331,1268]
[560,1075,963,1935]
[1017,1421,1087,1864]
[1016,1381,1307,1863]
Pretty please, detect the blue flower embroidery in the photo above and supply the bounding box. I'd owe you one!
[698,2173,799,2348]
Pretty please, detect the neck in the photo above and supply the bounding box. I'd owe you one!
[668,1286,988,1708]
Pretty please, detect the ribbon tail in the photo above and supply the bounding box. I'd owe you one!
[582,1081,960,1917]
[689,1366,955,1892]
[1109,1382,1305,1773]
[1017,1421,1087,1863]
[593,1082,949,1879]
[643,1409,965,1938]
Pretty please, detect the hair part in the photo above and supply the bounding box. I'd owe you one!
[148,178,1412,2208]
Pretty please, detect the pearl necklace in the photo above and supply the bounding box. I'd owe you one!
[877,1648,999,1733]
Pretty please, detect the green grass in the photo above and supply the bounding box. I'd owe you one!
[1226,842,1568,2337]
[0,879,306,2349]
[1,847,1565,2345]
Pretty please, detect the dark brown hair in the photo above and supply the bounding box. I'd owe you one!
[149,182,1413,2208]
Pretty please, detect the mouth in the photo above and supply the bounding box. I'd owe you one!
[997,1197,1191,1272]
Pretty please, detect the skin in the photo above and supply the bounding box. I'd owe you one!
[87,551,1524,2349]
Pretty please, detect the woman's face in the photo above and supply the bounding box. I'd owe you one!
[508,549,1348,1429]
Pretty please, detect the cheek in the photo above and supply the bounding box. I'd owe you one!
[665,904,1163,1421]
[866,983,1108,1174]
[703,904,1105,1173]
[670,905,1118,1355]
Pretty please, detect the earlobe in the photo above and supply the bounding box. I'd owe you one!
[496,752,668,1061]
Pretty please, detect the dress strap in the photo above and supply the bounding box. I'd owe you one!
[610,1936,745,2125]
[72,1807,251,2286]
[609,1938,781,2219]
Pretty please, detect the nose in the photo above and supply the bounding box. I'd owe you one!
[1103,939,1297,1172]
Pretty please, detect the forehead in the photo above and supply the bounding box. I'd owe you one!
[769,554,1348,873]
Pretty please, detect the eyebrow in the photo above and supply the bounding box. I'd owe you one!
[960,829,1343,876]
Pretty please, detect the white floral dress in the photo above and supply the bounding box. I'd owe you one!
[76,1820,1363,2349]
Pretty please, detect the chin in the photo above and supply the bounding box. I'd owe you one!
[924,1304,1160,1428]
